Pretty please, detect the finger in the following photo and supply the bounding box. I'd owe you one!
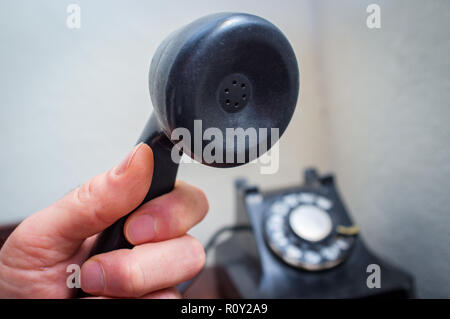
[124,180,209,245]
[141,287,182,299]
[80,235,205,297]
[6,143,153,260]
[87,287,181,299]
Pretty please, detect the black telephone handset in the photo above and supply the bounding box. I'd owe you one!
[214,169,414,298]
[78,13,299,296]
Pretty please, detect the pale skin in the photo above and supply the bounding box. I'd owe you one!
[0,143,209,298]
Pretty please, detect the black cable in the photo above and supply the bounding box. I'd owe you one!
[178,224,252,294]
[204,224,252,253]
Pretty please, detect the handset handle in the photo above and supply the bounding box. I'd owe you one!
[76,114,178,297]
[89,114,179,255]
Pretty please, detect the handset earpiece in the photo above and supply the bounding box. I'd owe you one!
[86,12,299,261]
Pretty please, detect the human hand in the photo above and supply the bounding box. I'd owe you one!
[0,143,208,298]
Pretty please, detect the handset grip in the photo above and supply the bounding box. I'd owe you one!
[76,114,179,297]
[88,114,179,255]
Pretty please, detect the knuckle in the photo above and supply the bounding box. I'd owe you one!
[195,188,209,218]
[177,183,209,218]
[168,197,182,216]
[105,169,123,189]
[166,196,186,229]
[74,179,93,204]
[111,252,145,297]
[157,287,182,299]
[185,236,206,273]
[183,184,209,217]
[129,256,146,297]
[73,174,116,226]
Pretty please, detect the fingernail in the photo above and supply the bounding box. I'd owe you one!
[81,260,104,293]
[126,214,156,244]
[114,142,143,175]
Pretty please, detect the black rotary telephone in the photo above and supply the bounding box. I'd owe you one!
[214,168,414,298]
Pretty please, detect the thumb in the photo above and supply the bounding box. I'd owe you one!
[3,143,153,265]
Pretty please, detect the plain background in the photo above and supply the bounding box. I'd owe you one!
[0,0,449,297]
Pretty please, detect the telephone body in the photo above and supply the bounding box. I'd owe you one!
[214,169,414,298]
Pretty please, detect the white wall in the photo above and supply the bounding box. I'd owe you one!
[0,0,448,297]
[314,0,450,298]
